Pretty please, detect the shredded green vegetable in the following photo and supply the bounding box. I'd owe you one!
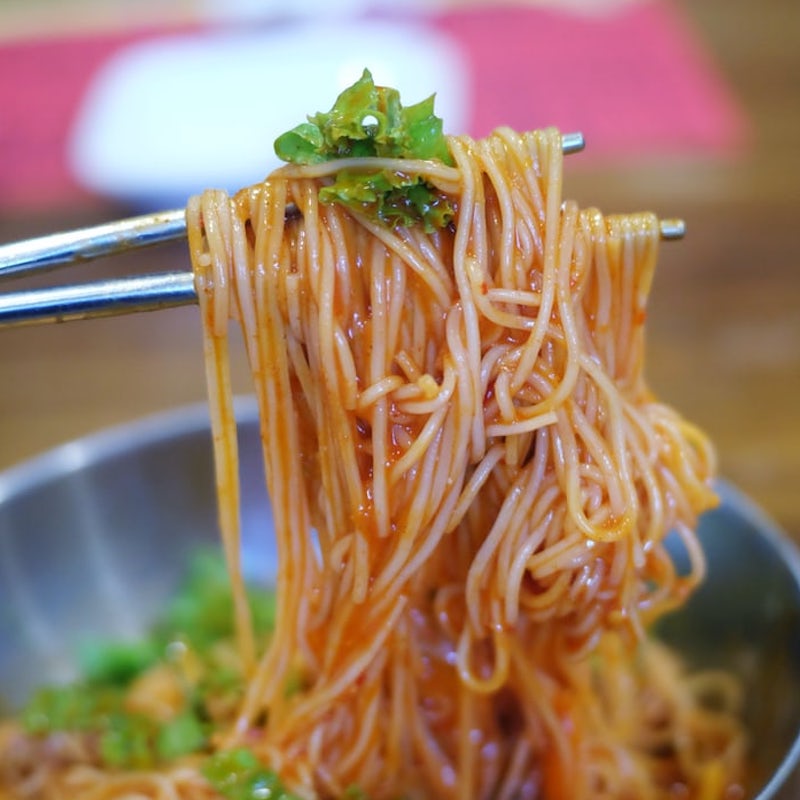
[153,550,276,652]
[19,550,271,770]
[274,69,454,232]
[203,748,302,800]
[23,684,210,768]
[14,552,379,798]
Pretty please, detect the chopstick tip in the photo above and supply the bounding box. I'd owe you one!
[562,132,585,155]
[659,218,686,240]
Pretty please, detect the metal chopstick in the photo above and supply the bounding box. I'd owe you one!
[0,272,196,327]
[0,217,686,329]
[0,209,187,282]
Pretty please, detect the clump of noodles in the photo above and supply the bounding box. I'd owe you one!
[0,127,746,800]
[187,127,743,800]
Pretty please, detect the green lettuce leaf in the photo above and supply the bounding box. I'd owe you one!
[274,69,454,231]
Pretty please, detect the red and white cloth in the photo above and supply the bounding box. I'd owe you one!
[0,1,747,212]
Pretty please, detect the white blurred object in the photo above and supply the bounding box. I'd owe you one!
[197,0,644,24]
[68,19,468,209]
[199,0,433,22]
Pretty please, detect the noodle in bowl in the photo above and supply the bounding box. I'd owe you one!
[0,403,798,799]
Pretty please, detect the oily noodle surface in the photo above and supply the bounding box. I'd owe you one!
[0,128,746,800]
[186,127,744,799]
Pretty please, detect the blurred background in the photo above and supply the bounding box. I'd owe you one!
[0,0,798,537]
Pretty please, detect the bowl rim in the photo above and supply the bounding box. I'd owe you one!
[1,400,799,798]
[712,485,800,799]
[0,398,258,506]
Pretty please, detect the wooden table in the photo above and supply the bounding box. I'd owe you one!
[1,0,798,540]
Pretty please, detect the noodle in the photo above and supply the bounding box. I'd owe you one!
[188,125,742,798]
[0,121,746,799]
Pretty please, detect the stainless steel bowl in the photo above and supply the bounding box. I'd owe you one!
[1,401,799,799]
